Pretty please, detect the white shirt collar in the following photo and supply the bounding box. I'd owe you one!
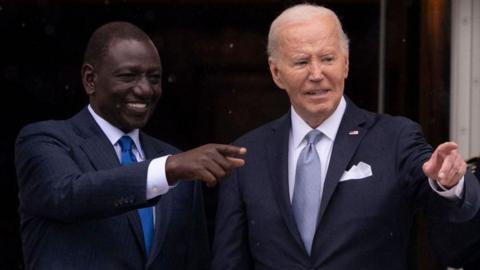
[291,96,346,148]
[87,105,143,157]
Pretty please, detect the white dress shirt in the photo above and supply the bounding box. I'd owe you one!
[88,105,171,200]
[288,97,346,201]
[287,97,463,202]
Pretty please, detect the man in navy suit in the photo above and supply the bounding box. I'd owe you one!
[15,22,245,270]
[211,4,480,270]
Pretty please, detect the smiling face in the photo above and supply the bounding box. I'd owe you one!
[83,38,162,132]
[268,14,349,128]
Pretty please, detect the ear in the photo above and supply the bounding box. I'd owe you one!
[343,53,349,79]
[268,57,286,90]
[81,63,96,96]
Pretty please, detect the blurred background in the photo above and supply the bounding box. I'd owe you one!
[1,0,478,269]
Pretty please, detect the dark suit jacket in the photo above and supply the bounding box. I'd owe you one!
[211,98,480,270]
[15,107,209,270]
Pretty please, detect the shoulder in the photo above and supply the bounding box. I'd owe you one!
[348,101,422,135]
[373,113,423,134]
[14,119,76,161]
[16,108,92,143]
[17,119,70,142]
[345,99,419,132]
[343,96,419,130]
[233,113,289,146]
[354,108,428,151]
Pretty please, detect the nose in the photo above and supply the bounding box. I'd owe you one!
[134,76,154,97]
[308,61,324,81]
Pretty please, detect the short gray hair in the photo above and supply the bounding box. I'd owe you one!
[267,4,350,57]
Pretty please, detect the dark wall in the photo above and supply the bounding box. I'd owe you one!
[1,0,380,268]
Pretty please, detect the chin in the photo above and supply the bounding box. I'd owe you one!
[308,104,333,114]
[121,120,148,131]
[132,121,148,129]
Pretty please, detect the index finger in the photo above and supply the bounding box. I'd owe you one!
[424,142,458,176]
[435,142,458,158]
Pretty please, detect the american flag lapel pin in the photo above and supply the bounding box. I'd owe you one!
[348,129,359,135]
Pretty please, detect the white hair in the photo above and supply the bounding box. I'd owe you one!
[267,4,350,57]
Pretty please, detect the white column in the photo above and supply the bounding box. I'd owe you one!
[450,0,480,159]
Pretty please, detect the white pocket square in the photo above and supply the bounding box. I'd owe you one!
[340,162,373,182]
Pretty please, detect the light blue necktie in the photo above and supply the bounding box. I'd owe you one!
[118,135,154,257]
[292,129,323,255]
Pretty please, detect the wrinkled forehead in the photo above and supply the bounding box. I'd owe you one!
[276,16,340,48]
[277,13,338,35]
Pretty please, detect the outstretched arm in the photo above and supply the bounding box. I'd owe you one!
[166,144,247,187]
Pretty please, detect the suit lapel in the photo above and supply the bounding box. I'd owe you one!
[126,212,147,257]
[317,100,371,222]
[70,109,156,260]
[147,197,170,267]
[266,112,306,250]
[72,108,119,172]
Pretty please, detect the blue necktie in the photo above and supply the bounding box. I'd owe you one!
[292,130,322,255]
[118,136,154,256]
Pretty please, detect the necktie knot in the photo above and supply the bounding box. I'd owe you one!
[305,129,322,145]
[118,135,134,152]
[118,136,136,165]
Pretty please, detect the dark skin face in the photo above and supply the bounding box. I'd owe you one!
[81,35,247,186]
[82,38,162,133]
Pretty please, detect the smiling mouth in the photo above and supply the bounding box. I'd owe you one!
[305,89,330,96]
[126,102,149,113]
[127,102,147,108]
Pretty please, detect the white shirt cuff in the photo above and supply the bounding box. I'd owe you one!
[146,155,173,199]
[428,177,465,200]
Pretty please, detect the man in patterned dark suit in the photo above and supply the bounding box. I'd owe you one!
[15,21,245,270]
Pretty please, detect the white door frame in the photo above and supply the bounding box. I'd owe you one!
[450,0,480,159]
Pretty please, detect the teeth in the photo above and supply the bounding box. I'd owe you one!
[306,90,327,95]
[127,103,147,109]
